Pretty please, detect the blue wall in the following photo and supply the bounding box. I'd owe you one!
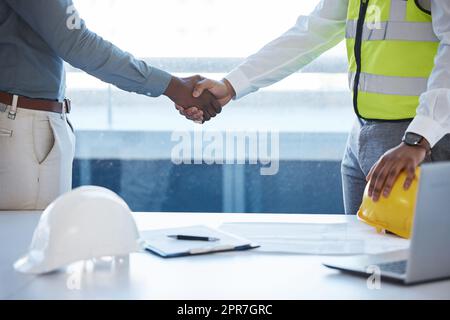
[73,159,344,214]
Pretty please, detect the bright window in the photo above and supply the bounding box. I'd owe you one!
[70,0,352,214]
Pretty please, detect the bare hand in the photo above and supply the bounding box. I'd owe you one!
[164,75,222,121]
[176,78,236,123]
[366,142,428,201]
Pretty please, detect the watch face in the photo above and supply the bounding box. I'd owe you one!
[405,132,423,145]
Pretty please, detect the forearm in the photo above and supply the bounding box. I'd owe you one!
[407,0,450,147]
[58,26,172,97]
[225,0,348,99]
[6,0,171,97]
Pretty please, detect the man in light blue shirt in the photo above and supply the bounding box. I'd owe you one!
[0,0,220,210]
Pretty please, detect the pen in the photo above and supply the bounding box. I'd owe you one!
[167,235,220,242]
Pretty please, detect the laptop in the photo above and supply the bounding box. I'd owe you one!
[323,162,450,285]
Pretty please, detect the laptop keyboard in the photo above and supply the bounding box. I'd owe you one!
[376,260,408,275]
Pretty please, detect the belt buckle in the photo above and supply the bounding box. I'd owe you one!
[8,95,18,120]
[8,111,17,120]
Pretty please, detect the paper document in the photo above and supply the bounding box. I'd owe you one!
[220,222,409,256]
[141,225,258,258]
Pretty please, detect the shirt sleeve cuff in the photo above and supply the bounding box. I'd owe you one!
[407,115,448,148]
[225,68,255,100]
[143,67,172,97]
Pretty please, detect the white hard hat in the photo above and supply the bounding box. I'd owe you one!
[14,186,141,275]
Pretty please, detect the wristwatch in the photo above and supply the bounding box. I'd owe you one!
[402,132,432,155]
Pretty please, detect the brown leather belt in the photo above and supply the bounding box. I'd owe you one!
[0,91,71,115]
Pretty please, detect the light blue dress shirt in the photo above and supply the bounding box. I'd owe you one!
[0,0,172,101]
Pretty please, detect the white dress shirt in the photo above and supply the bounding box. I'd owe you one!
[226,0,450,147]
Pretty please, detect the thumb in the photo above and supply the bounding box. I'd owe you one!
[193,79,213,98]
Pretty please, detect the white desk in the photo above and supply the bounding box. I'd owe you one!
[1,212,449,300]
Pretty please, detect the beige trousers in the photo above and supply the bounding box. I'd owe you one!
[0,105,75,210]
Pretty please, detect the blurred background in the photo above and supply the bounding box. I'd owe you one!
[69,0,353,213]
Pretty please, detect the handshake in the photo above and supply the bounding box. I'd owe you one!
[163,75,236,123]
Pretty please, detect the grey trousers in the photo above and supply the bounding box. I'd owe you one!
[341,118,450,215]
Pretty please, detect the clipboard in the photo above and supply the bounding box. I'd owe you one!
[141,225,260,258]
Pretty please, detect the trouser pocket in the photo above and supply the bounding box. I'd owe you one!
[0,109,13,137]
[0,128,12,137]
[35,115,75,207]
[358,121,410,175]
[33,116,56,164]
[66,116,75,134]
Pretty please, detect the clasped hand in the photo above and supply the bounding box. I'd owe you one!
[165,75,235,123]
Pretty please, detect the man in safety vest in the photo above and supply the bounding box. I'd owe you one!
[178,0,450,215]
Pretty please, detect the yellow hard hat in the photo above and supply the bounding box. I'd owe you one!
[357,168,420,239]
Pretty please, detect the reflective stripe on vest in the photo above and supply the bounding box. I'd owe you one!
[346,20,438,42]
[349,72,429,96]
[346,0,438,120]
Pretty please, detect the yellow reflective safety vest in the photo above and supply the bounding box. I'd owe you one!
[346,0,439,120]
